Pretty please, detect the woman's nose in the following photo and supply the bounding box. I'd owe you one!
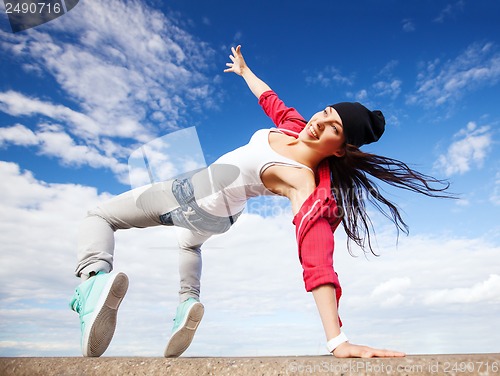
[317,122,324,130]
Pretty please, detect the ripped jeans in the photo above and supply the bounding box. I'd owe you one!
[75,174,241,302]
[160,177,242,235]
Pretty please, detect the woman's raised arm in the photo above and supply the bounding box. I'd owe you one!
[224,45,271,99]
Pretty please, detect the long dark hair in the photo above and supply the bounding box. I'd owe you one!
[328,144,453,255]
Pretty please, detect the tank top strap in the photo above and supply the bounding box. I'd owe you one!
[262,129,314,174]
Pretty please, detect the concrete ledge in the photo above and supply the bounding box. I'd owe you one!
[1,354,499,376]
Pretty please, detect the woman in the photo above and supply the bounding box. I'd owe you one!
[70,46,448,358]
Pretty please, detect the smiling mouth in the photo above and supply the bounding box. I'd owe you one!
[309,125,319,139]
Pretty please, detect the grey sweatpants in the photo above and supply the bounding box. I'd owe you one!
[75,180,212,302]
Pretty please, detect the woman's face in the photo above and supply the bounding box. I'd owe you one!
[300,106,346,157]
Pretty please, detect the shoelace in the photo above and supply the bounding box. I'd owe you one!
[70,290,82,313]
[70,290,87,333]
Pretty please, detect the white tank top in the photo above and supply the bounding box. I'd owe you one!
[194,128,313,216]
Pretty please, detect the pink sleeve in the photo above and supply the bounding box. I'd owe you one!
[297,217,342,326]
[298,217,342,295]
[258,90,307,137]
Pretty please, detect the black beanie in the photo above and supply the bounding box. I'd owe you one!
[330,102,385,147]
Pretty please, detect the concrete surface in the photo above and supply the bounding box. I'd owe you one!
[1,354,499,375]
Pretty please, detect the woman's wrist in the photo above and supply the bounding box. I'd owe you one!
[326,332,348,353]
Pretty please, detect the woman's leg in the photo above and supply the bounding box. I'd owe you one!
[76,182,178,279]
[165,227,211,358]
[73,174,214,357]
[175,227,211,302]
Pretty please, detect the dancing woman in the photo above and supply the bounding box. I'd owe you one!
[70,45,448,358]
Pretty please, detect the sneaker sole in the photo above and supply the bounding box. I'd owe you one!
[83,272,129,357]
[164,302,204,358]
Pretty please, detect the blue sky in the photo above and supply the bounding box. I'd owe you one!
[0,0,499,357]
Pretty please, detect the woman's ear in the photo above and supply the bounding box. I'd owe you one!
[333,147,346,158]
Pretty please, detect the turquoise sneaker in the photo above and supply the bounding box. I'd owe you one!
[70,271,128,357]
[164,298,204,357]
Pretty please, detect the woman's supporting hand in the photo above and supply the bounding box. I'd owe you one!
[223,45,271,99]
[333,342,406,358]
[312,285,405,358]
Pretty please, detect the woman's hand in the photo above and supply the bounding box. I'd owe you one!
[333,341,406,358]
[224,45,247,76]
[223,45,271,98]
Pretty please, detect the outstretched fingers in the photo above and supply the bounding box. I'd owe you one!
[231,45,241,56]
[223,47,237,73]
[223,62,233,73]
[223,45,245,75]
[334,342,406,358]
[360,347,406,358]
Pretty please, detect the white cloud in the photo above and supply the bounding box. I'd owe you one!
[0,123,38,146]
[407,42,500,107]
[305,66,353,87]
[434,0,465,23]
[423,274,500,305]
[355,89,368,101]
[36,125,129,175]
[373,79,402,99]
[370,277,412,308]
[378,60,399,78]
[338,232,500,353]
[0,0,218,182]
[373,60,402,100]
[372,277,411,297]
[0,162,105,305]
[0,162,499,356]
[491,171,500,206]
[434,121,493,176]
[0,91,102,140]
[0,122,130,182]
[402,19,415,32]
